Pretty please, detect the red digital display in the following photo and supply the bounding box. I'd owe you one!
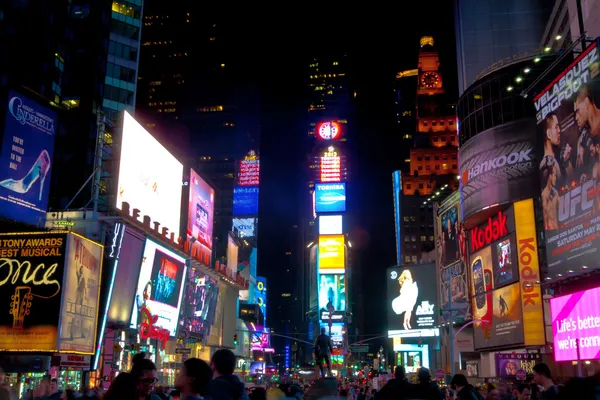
[317,121,341,140]
[238,159,260,186]
[320,155,341,182]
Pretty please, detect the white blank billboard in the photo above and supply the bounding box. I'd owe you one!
[116,112,183,236]
[319,215,343,235]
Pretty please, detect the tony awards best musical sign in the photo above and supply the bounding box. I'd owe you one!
[0,232,67,351]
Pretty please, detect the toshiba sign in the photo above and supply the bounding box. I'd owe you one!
[459,118,538,222]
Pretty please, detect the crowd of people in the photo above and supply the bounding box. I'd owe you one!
[2,357,600,400]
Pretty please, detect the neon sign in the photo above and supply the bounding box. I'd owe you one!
[320,146,341,182]
[139,307,169,350]
[317,121,341,140]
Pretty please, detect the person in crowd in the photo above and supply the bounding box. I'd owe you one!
[174,358,212,400]
[59,389,76,400]
[515,384,531,400]
[412,368,442,400]
[450,374,484,400]
[250,388,267,400]
[532,364,558,400]
[374,366,412,400]
[103,372,139,400]
[131,353,162,400]
[441,387,456,400]
[266,383,286,400]
[0,387,11,400]
[210,349,249,400]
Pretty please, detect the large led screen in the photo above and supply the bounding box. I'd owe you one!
[439,262,470,324]
[116,112,183,236]
[0,232,67,352]
[318,274,346,321]
[315,183,346,213]
[319,215,343,235]
[318,235,345,274]
[182,270,219,339]
[58,234,103,354]
[233,186,259,216]
[0,91,57,225]
[187,169,215,264]
[130,239,187,336]
[550,286,600,361]
[534,38,600,280]
[387,264,438,333]
[437,195,460,267]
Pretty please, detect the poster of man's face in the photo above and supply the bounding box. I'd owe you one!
[440,206,459,266]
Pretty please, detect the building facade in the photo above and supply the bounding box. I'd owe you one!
[395,37,458,266]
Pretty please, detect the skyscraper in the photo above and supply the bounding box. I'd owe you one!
[395,37,458,265]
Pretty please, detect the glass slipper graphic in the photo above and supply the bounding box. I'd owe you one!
[0,149,51,201]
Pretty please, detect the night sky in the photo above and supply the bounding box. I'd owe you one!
[243,3,459,334]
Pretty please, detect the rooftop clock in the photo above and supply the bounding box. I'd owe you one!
[420,72,441,89]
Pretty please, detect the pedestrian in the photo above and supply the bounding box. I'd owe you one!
[450,374,484,400]
[532,364,558,400]
[131,353,163,400]
[413,368,442,400]
[104,372,138,400]
[174,358,213,400]
[210,349,249,400]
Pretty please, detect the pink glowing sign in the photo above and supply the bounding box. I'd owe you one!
[550,286,600,361]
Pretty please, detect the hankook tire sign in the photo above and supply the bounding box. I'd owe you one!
[459,118,538,221]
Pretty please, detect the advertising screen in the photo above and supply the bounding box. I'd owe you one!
[437,193,461,267]
[472,282,524,350]
[534,39,600,279]
[238,159,260,186]
[387,264,438,333]
[232,218,256,238]
[233,186,259,216]
[320,146,342,182]
[320,323,344,347]
[459,118,538,222]
[319,215,343,235]
[130,239,187,336]
[58,234,103,354]
[318,235,345,274]
[495,353,541,377]
[0,91,57,225]
[116,112,183,236]
[0,232,67,351]
[256,277,267,325]
[491,232,519,289]
[187,169,215,264]
[551,286,600,361]
[318,274,346,320]
[182,271,219,339]
[440,262,471,324]
[315,183,346,213]
[106,224,145,325]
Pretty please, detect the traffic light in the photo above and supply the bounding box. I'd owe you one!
[233,334,238,345]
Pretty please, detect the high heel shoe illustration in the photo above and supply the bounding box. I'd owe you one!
[0,149,51,201]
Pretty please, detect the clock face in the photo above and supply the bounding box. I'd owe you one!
[421,72,440,88]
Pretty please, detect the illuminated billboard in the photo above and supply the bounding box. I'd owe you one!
[318,235,345,274]
[130,239,187,336]
[319,215,343,235]
[316,121,341,140]
[238,159,260,186]
[320,146,341,182]
[315,183,346,213]
[0,232,67,352]
[233,186,259,216]
[232,218,256,238]
[187,169,215,265]
[387,265,438,333]
[116,112,183,236]
[318,274,346,321]
[551,286,600,361]
[533,38,600,280]
[59,234,103,354]
[0,91,57,225]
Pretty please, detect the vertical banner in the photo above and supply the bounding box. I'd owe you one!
[58,234,104,354]
[514,199,545,346]
[0,91,57,225]
[0,232,67,351]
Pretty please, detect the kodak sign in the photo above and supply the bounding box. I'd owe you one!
[514,199,545,346]
[470,211,509,252]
